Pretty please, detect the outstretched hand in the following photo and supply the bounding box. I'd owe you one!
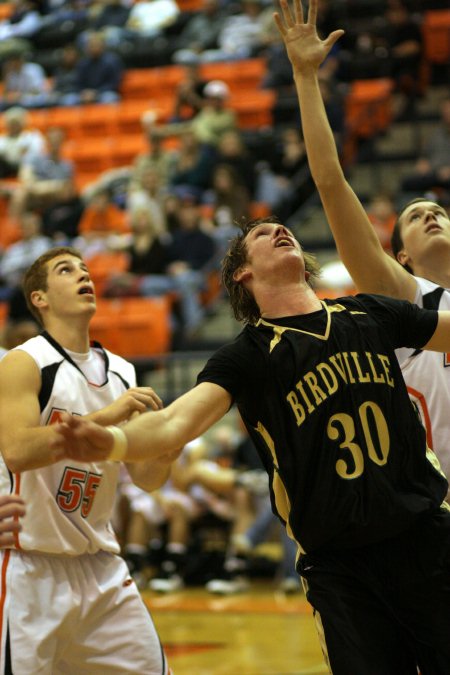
[274,0,344,73]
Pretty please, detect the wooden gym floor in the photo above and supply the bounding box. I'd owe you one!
[142,582,327,675]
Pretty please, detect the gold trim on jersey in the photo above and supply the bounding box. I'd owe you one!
[257,302,359,353]
[255,420,305,556]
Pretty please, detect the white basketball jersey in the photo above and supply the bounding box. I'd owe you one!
[396,276,450,481]
[1,333,137,555]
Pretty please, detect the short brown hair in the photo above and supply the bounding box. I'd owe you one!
[22,246,83,325]
[222,217,321,324]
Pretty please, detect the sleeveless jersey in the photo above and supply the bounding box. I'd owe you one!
[0,333,136,555]
[396,276,450,481]
[197,294,448,554]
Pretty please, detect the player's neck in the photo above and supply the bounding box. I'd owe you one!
[44,318,91,354]
[258,281,322,319]
[414,262,450,290]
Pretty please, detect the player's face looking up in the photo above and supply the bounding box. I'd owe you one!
[392,200,450,273]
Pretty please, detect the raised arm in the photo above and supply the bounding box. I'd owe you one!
[55,382,232,464]
[274,0,417,301]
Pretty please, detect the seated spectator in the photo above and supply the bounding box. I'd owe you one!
[87,0,131,47]
[0,0,42,41]
[127,166,167,234]
[104,206,170,297]
[136,188,216,343]
[202,163,250,257]
[197,0,268,63]
[190,80,236,147]
[171,61,208,123]
[75,187,129,258]
[60,30,124,106]
[0,106,45,179]
[153,80,236,150]
[41,178,85,242]
[171,0,226,66]
[10,127,74,218]
[130,111,179,191]
[214,129,257,198]
[48,43,80,107]
[0,211,52,293]
[168,129,216,200]
[401,96,450,196]
[378,0,423,120]
[366,192,397,252]
[125,0,180,38]
[0,49,51,110]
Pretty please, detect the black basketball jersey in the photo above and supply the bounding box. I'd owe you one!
[197,294,448,554]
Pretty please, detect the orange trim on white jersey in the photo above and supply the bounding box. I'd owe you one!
[407,385,434,450]
[0,550,10,667]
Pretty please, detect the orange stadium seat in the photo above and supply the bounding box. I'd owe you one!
[110,134,147,168]
[121,66,184,101]
[87,252,129,297]
[230,90,275,128]
[46,107,83,139]
[64,138,114,174]
[80,105,119,138]
[422,10,450,65]
[90,296,172,357]
[0,3,12,21]
[345,78,394,139]
[201,58,267,92]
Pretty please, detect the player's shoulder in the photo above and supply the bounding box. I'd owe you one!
[103,347,136,381]
[413,275,450,310]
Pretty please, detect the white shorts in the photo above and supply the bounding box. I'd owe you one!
[0,549,171,674]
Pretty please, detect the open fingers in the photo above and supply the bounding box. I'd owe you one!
[307,0,317,26]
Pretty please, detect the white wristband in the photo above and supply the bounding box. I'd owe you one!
[106,425,128,462]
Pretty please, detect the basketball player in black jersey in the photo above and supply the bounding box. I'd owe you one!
[54,6,450,675]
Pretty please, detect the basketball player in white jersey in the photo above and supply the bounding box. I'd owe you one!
[284,0,450,496]
[0,247,176,674]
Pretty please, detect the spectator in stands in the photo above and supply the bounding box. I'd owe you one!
[0,49,51,110]
[401,96,450,197]
[140,188,216,343]
[171,61,208,123]
[215,129,257,198]
[75,187,129,259]
[379,0,423,120]
[190,80,236,147]
[41,178,85,242]
[61,30,124,105]
[202,163,250,237]
[10,127,74,219]
[198,0,268,62]
[0,106,45,179]
[49,43,80,106]
[130,111,179,190]
[0,211,52,292]
[127,166,167,234]
[0,0,42,41]
[125,0,180,38]
[171,0,226,66]
[366,192,397,252]
[104,205,170,297]
[87,0,131,47]
[168,129,216,200]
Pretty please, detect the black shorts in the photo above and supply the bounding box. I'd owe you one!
[298,508,450,675]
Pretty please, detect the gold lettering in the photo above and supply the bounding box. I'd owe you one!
[365,352,386,384]
[377,354,394,387]
[329,353,348,384]
[317,362,338,395]
[304,371,327,406]
[286,391,306,426]
[350,352,371,383]
[342,352,356,383]
[296,381,315,414]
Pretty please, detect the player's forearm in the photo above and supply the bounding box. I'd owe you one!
[1,427,65,473]
[294,67,395,292]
